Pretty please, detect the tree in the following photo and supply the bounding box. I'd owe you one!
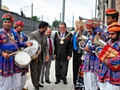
[31,16,41,21]
[52,20,61,28]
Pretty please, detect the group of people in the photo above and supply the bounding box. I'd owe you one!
[0,13,32,90]
[73,8,120,90]
[1,8,120,90]
[0,12,73,90]
[30,21,73,90]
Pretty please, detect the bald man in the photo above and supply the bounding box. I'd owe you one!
[41,28,54,84]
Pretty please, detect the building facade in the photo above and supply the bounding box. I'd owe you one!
[116,0,120,23]
[97,0,119,25]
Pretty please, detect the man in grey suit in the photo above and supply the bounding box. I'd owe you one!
[54,22,72,85]
[41,28,54,84]
[30,21,49,90]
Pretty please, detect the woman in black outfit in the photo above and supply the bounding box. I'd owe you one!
[72,20,87,90]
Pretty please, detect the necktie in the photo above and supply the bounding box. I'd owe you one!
[61,33,64,38]
[49,38,52,54]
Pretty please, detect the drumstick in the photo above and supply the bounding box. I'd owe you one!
[9,50,20,56]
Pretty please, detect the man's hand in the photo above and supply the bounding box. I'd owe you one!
[67,56,71,60]
[2,52,9,59]
[104,59,108,65]
[54,54,56,59]
[33,58,38,62]
[26,42,33,47]
[46,55,49,62]
[84,46,90,52]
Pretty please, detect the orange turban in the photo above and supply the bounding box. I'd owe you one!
[86,20,93,28]
[14,21,24,27]
[108,22,120,32]
[2,13,14,22]
[106,8,119,17]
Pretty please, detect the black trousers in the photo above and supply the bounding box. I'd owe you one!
[55,59,69,81]
[73,50,82,85]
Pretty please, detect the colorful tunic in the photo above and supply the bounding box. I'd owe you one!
[82,36,95,72]
[0,28,26,77]
[75,63,85,90]
[89,26,106,75]
[15,30,29,75]
[98,41,120,86]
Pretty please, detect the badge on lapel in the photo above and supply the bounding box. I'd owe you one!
[66,38,70,40]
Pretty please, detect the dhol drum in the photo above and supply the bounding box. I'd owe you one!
[23,40,41,60]
[14,51,31,68]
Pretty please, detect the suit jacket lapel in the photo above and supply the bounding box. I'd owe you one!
[64,31,68,37]
[36,30,41,43]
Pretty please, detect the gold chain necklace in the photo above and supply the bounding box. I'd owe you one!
[57,32,71,44]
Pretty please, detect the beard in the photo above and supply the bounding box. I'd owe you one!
[111,34,119,43]
[111,38,118,43]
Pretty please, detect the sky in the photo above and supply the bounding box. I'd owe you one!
[2,0,96,27]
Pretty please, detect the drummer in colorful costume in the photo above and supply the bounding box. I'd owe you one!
[14,21,29,90]
[0,13,32,90]
[98,22,120,90]
[0,13,16,90]
[96,8,120,90]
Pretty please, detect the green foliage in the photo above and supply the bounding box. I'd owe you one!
[31,16,41,21]
[52,20,61,28]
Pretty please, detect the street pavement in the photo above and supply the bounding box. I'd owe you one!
[25,58,74,90]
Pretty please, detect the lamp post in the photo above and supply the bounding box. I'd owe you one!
[72,12,74,29]
[0,0,2,9]
[95,0,97,18]
[20,3,33,17]
[62,0,65,22]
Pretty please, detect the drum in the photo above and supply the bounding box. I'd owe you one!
[23,40,41,60]
[14,51,31,68]
[98,44,120,71]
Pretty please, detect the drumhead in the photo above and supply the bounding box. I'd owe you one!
[15,51,31,65]
[23,40,39,56]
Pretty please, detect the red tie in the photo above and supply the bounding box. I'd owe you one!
[49,38,52,54]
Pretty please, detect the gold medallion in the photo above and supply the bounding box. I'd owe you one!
[60,40,64,44]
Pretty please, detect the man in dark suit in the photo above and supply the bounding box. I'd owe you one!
[30,21,49,90]
[54,22,72,84]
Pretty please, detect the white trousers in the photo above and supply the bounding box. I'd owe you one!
[0,76,11,90]
[84,71,99,90]
[98,80,120,90]
[98,81,106,90]
[9,73,22,90]
[106,82,120,90]
[18,74,27,90]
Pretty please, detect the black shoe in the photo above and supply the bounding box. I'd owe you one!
[45,80,51,84]
[62,80,67,84]
[34,86,39,90]
[38,84,44,87]
[55,80,60,84]
[41,80,44,84]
